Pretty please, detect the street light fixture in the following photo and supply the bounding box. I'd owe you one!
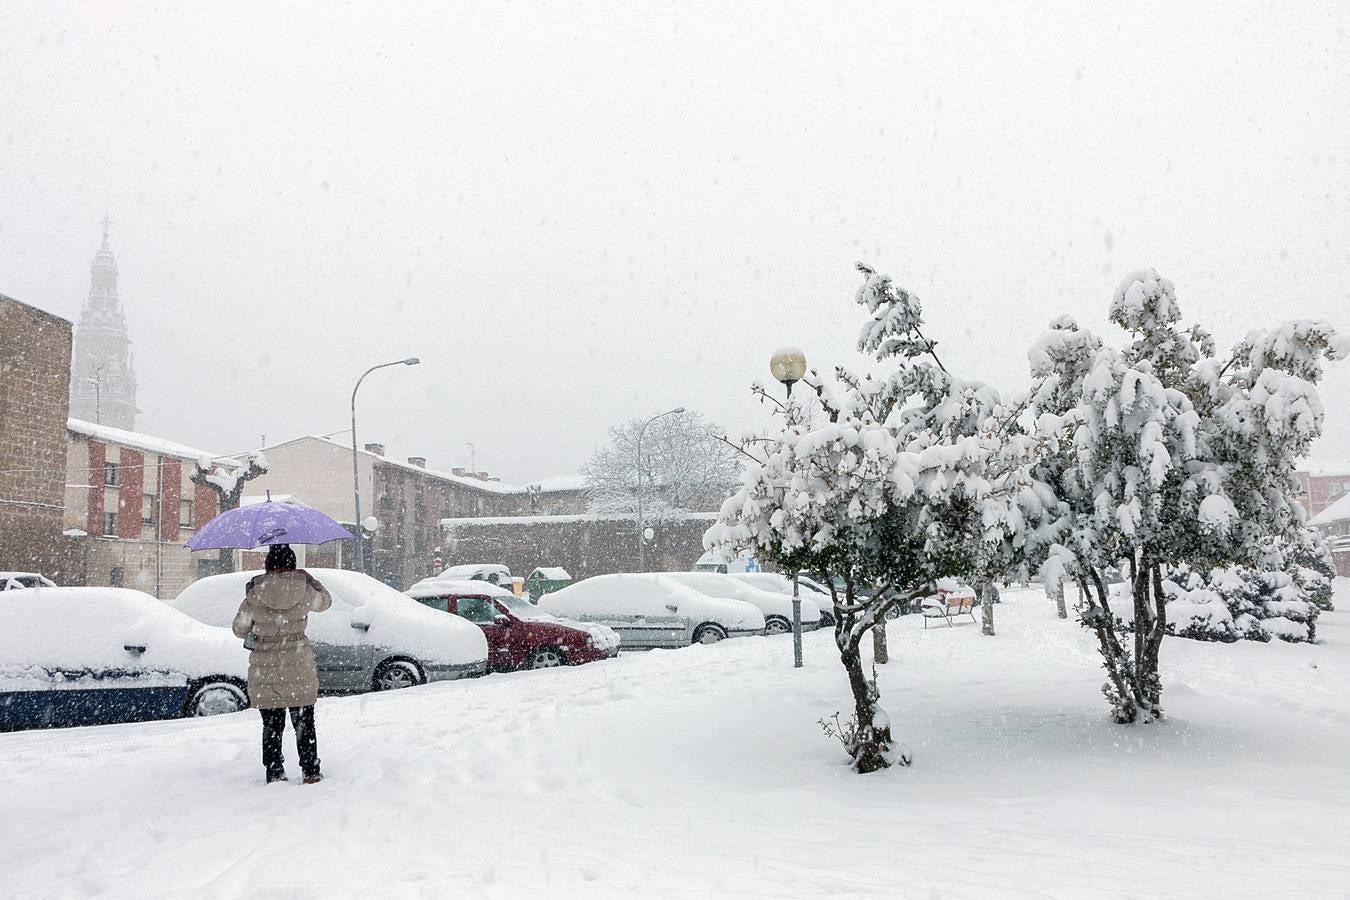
[771,346,808,668]
[351,357,420,575]
[636,406,685,573]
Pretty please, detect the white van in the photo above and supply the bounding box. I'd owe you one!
[693,550,759,574]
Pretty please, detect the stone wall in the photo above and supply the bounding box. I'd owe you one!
[439,513,717,582]
[0,295,79,580]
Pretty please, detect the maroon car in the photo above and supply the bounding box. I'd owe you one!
[407,580,620,671]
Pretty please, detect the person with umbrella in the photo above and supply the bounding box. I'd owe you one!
[231,543,332,784]
[187,495,352,785]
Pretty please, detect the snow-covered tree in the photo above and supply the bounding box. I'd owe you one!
[581,409,740,518]
[1025,270,1346,722]
[190,450,268,574]
[707,264,1033,772]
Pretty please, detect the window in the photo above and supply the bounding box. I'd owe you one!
[141,493,154,526]
[454,596,498,624]
[417,597,449,613]
[103,512,117,536]
[180,499,193,528]
[103,462,119,487]
[109,566,124,587]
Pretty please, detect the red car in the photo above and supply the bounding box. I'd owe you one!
[407,580,620,671]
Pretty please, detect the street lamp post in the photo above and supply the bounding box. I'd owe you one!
[351,357,420,575]
[636,406,685,573]
[770,346,808,669]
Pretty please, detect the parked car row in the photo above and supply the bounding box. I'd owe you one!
[1,567,830,733]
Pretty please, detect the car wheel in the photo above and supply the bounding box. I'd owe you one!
[693,624,727,645]
[817,611,835,628]
[885,605,902,621]
[528,646,566,669]
[185,681,248,717]
[373,659,424,691]
[764,617,791,635]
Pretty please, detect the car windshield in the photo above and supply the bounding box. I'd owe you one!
[494,593,555,620]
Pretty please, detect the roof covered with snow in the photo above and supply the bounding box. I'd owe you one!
[259,434,583,497]
[1309,492,1350,527]
[68,418,216,462]
[1298,458,1350,478]
[441,511,719,527]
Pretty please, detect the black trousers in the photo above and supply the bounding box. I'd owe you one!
[260,706,319,779]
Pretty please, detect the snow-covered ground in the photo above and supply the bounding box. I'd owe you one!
[3,583,1349,898]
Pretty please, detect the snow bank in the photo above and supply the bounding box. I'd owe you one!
[173,570,487,667]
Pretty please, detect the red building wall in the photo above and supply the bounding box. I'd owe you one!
[85,440,106,536]
[158,458,182,539]
[117,449,143,539]
[194,482,217,530]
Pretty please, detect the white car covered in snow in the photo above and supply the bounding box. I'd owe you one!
[173,569,488,693]
[1,587,251,731]
[0,572,59,591]
[730,572,837,626]
[539,574,766,649]
[662,571,822,634]
[413,563,512,590]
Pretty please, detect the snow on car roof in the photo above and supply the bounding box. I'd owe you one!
[407,579,517,600]
[529,567,571,581]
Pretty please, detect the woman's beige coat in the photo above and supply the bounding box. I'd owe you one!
[231,570,333,709]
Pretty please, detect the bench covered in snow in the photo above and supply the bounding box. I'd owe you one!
[920,590,977,628]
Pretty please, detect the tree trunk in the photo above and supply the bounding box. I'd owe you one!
[980,582,995,636]
[1053,580,1068,619]
[838,638,893,773]
[872,617,889,664]
[1083,570,1141,724]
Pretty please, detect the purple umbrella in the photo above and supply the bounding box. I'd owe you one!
[185,495,354,550]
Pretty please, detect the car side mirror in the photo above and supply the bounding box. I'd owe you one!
[665,603,678,612]
[124,644,146,654]
[350,606,373,631]
[493,615,511,627]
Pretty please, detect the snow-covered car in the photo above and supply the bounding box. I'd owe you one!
[1,572,59,591]
[730,572,837,626]
[414,563,512,590]
[662,571,822,634]
[173,568,488,693]
[539,574,766,649]
[1,587,250,731]
[408,579,619,670]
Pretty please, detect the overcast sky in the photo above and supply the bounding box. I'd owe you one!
[2,2,1348,483]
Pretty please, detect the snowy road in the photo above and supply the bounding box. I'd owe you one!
[2,586,1349,898]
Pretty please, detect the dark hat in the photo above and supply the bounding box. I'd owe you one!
[265,543,297,572]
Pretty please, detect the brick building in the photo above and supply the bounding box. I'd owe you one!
[247,435,587,588]
[439,512,716,580]
[0,294,84,581]
[1295,460,1350,519]
[63,419,221,598]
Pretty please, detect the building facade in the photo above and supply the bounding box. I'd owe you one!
[1295,461,1350,519]
[247,435,587,588]
[64,419,219,598]
[69,217,138,430]
[0,294,84,581]
[439,512,715,581]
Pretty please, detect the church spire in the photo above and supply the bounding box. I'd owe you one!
[70,216,138,430]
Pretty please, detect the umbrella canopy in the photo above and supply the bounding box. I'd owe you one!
[185,498,354,550]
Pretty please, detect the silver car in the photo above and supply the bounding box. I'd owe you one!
[539,574,766,649]
[173,568,489,692]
